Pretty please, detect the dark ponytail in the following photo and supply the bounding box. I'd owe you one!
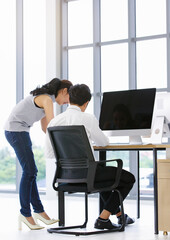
[30,78,73,97]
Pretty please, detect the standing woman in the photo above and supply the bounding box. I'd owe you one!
[4,78,72,230]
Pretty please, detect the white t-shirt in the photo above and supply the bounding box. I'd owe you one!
[45,105,109,159]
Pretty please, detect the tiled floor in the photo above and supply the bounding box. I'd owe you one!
[0,193,169,240]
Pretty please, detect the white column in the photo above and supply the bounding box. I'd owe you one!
[45,0,61,199]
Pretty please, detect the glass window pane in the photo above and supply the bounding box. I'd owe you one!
[101,44,128,92]
[68,48,93,90]
[136,0,166,37]
[0,0,16,191]
[24,0,46,191]
[140,152,154,196]
[136,39,167,89]
[68,0,93,46]
[68,48,93,113]
[24,0,46,97]
[101,0,128,42]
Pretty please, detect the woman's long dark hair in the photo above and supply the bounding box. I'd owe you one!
[30,78,73,97]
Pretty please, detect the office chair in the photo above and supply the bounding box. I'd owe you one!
[47,125,125,236]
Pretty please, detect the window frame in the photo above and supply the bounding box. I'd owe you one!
[62,0,170,116]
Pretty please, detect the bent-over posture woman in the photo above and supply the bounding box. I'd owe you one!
[4,78,72,230]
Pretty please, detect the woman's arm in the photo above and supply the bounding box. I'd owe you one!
[35,95,55,133]
[41,116,49,133]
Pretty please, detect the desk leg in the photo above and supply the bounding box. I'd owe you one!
[58,191,65,226]
[137,151,140,219]
[99,151,106,213]
[153,149,158,234]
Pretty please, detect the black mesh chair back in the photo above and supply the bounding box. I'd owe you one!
[48,125,95,185]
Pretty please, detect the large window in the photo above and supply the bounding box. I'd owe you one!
[62,0,170,198]
[0,0,16,191]
[0,0,46,193]
[63,0,170,108]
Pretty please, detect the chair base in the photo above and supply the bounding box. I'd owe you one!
[47,224,125,236]
[47,190,125,236]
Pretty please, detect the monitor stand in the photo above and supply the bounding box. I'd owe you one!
[150,116,164,144]
[129,135,142,145]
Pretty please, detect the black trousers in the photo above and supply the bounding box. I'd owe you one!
[94,165,136,215]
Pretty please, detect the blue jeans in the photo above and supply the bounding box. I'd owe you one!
[5,131,44,217]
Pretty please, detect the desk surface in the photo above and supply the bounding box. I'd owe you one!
[94,143,170,150]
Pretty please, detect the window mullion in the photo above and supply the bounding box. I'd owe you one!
[16,0,24,102]
[128,0,136,90]
[61,0,68,79]
[93,0,101,119]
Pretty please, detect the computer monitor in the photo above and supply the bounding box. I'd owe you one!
[99,88,156,144]
[151,92,170,144]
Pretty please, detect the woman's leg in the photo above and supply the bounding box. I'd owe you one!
[30,177,44,213]
[5,131,44,217]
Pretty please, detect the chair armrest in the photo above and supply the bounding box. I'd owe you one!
[96,159,123,189]
[87,159,123,192]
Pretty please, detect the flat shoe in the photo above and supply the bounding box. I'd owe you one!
[118,214,135,225]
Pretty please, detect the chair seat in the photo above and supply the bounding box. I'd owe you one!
[57,183,88,192]
[57,180,116,193]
